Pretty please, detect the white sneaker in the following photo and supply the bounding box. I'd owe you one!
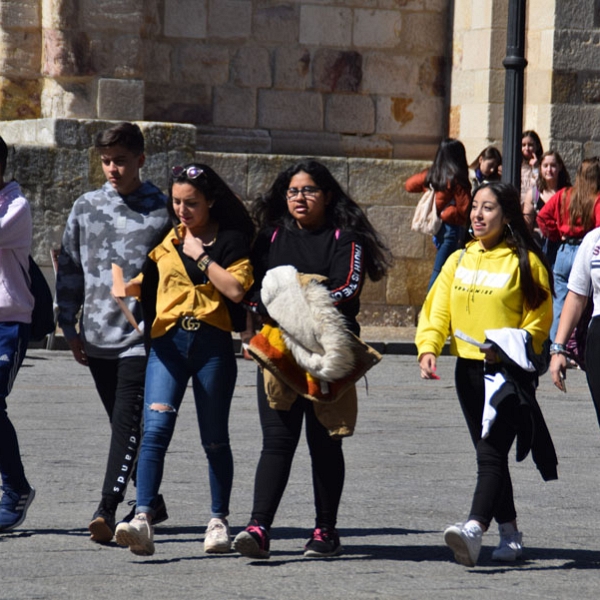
[444,522,482,567]
[491,523,523,561]
[115,514,155,556]
[204,517,231,553]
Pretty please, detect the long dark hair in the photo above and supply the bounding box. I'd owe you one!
[522,130,543,163]
[168,163,254,240]
[425,138,470,192]
[470,182,554,309]
[253,159,391,282]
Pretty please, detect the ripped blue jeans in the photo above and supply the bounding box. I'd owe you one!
[136,323,237,519]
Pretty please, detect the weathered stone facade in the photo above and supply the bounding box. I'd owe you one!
[0,0,451,160]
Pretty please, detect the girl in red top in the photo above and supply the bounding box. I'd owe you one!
[537,157,600,340]
[405,138,471,290]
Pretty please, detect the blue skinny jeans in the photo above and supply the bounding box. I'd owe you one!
[136,322,237,519]
[0,322,31,494]
[551,242,580,341]
[428,222,463,291]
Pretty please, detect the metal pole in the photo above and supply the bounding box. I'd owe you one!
[501,0,528,191]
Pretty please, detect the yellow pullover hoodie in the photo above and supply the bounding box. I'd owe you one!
[416,240,552,360]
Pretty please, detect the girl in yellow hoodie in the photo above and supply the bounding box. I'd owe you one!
[416,181,554,567]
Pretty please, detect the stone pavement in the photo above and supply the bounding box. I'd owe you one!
[3,348,600,599]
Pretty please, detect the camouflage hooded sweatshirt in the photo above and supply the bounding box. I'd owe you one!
[56,181,169,359]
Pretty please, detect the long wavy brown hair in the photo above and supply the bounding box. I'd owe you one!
[563,157,600,231]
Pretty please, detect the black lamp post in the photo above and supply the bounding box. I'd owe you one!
[501,0,528,191]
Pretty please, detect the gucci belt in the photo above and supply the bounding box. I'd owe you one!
[179,316,202,331]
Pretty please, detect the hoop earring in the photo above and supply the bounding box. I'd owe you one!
[468,226,476,239]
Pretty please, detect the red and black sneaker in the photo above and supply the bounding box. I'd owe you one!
[304,526,343,558]
[233,520,270,559]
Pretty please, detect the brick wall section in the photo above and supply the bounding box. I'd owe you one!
[1,0,451,160]
[0,119,433,327]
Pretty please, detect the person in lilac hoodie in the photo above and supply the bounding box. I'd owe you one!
[0,135,35,531]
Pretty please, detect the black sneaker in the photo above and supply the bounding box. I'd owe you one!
[303,526,343,558]
[89,502,116,544]
[233,520,270,559]
[121,494,169,526]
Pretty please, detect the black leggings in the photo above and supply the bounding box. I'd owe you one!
[455,358,521,528]
[251,370,345,531]
[88,355,146,507]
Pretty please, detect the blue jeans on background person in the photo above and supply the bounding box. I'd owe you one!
[136,322,237,519]
[550,242,580,341]
[0,322,31,494]
[428,222,463,290]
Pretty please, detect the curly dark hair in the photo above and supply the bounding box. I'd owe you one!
[168,163,254,240]
[252,159,391,281]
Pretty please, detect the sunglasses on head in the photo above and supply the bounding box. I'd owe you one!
[171,165,205,180]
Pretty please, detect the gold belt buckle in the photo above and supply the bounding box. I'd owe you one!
[181,316,201,331]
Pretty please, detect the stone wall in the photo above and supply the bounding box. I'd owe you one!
[550,2,600,170]
[0,0,451,161]
[0,118,432,327]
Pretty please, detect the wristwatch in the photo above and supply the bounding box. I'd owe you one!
[197,252,212,272]
[549,342,566,355]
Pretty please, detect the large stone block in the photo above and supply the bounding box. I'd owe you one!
[142,41,172,84]
[0,30,42,78]
[173,44,229,85]
[43,29,94,78]
[274,47,311,90]
[41,79,94,118]
[386,256,433,306]
[258,90,323,131]
[366,204,430,260]
[253,3,298,43]
[97,78,144,120]
[398,10,448,55]
[0,77,41,120]
[81,0,143,32]
[554,30,600,71]
[89,35,142,78]
[196,125,272,154]
[145,82,212,124]
[361,52,416,95]
[0,0,40,29]
[270,130,343,157]
[196,151,248,199]
[208,0,252,39]
[339,135,393,159]
[299,4,352,47]
[352,9,402,48]
[376,95,445,137]
[164,0,207,39]
[231,46,272,88]
[313,49,363,93]
[325,94,374,134]
[348,158,427,207]
[214,85,257,128]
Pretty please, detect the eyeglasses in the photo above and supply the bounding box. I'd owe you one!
[171,165,205,180]
[286,186,322,200]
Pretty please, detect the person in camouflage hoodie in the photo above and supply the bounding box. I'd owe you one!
[56,123,170,543]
